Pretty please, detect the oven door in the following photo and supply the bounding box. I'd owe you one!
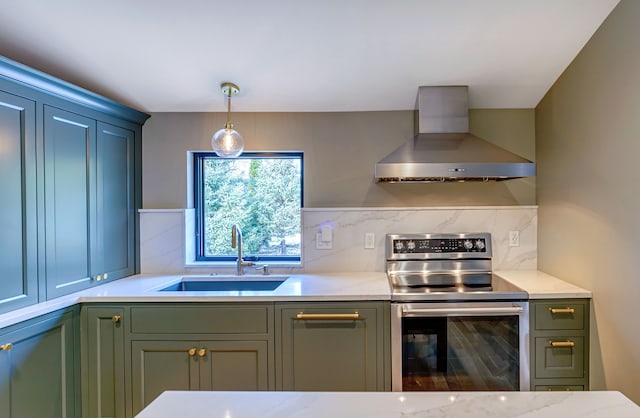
[391,301,529,391]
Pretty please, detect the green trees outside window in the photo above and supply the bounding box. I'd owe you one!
[195,152,303,262]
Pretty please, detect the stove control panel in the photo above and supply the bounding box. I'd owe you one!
[386,233,492,259]
[392,238,486,253]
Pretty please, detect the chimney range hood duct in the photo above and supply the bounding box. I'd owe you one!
[375,86,536,183]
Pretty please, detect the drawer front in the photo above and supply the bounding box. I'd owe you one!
[535,385,584,391]
[130,304,270,334]
[534,336,585,379]
[534,302,585,331]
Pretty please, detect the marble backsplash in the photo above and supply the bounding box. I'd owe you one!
[139,206,537,274]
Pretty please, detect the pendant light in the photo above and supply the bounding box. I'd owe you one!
[211,82,244,157]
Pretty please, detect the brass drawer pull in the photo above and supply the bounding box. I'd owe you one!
[188,348,196,356]
[549,307,575,314]
[548,340,575,348]
[198,348,206,357]
[112,315,121,323]
[1,343,13,351]
[295,312,360,320]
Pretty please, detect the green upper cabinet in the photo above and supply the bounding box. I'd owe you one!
[95,122,135,280]
[43,106,97,298]
[0,56,149,307]
[43,109,137,298]
[0,89,38,314]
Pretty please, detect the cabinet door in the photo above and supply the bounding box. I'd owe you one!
[534,336,585,379]
[199,340,269,391]
[0,91,37,313]
[43,106,97,298]
[130,340,199,415]
[0,310,76,418]
[95,123,135,281]
[83,307,125,418]
[0,336,8,418]
[277,303,384,391]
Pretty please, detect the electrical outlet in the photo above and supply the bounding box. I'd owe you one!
[509,231,520,247]
[364,232,375,249]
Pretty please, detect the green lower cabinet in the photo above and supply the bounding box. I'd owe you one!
[276,301,389,391]
[529,299,590,391]
[81,301,389,417]
[0,308,77,418]
[81,306,125,418]
[130,339,270,415]
[200,340,269,391]
[535,385,584,391]
[126,302,275,416]
[131,340,200,413]
[534,336,585,379]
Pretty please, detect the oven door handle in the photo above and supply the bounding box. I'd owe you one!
[402,306,524,316]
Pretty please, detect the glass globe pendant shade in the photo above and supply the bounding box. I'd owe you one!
[211,82,244,158]
[211,126,244,157]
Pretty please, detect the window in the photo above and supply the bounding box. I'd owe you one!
[194,152,303,263]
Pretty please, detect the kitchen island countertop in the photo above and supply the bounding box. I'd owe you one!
[135,390,639,418]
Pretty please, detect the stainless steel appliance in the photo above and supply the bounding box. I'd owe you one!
[388,233,530,391]
[374,86,536,183]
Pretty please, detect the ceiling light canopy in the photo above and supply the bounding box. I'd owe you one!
[211,82,244,157]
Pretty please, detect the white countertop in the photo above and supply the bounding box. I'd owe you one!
[495,270,592,299]
[0,272,388,328]
[0,270,591,329]
[135,390,639,418]
[77,272,391,302]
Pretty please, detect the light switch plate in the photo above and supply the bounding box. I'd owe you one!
[364,232,375,249]
[321,225,333,242]
[316,232,332,249]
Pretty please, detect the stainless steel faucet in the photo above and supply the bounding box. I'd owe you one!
[231,224,254,275]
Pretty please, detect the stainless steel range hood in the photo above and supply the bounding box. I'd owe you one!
[375,86,535,183]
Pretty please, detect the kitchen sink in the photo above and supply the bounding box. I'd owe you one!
[159,276,288,292]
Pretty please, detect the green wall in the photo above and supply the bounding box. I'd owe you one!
[536,0,639,402]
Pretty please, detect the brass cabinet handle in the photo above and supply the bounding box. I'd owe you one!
[93,275,101,281]
[198,348,206,357]
[102,273,109,280]
[548,340,575,348]
[549,307,575,314]
[112,315,121,324]
[295,312,360,320]
[188,348,196,356]
[1,343,13,351]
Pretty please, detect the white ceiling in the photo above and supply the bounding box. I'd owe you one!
[0,0,620,113]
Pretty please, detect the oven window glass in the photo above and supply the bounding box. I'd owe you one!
[402,316,519,391]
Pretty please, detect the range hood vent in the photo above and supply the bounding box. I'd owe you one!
[375,86,535,183]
